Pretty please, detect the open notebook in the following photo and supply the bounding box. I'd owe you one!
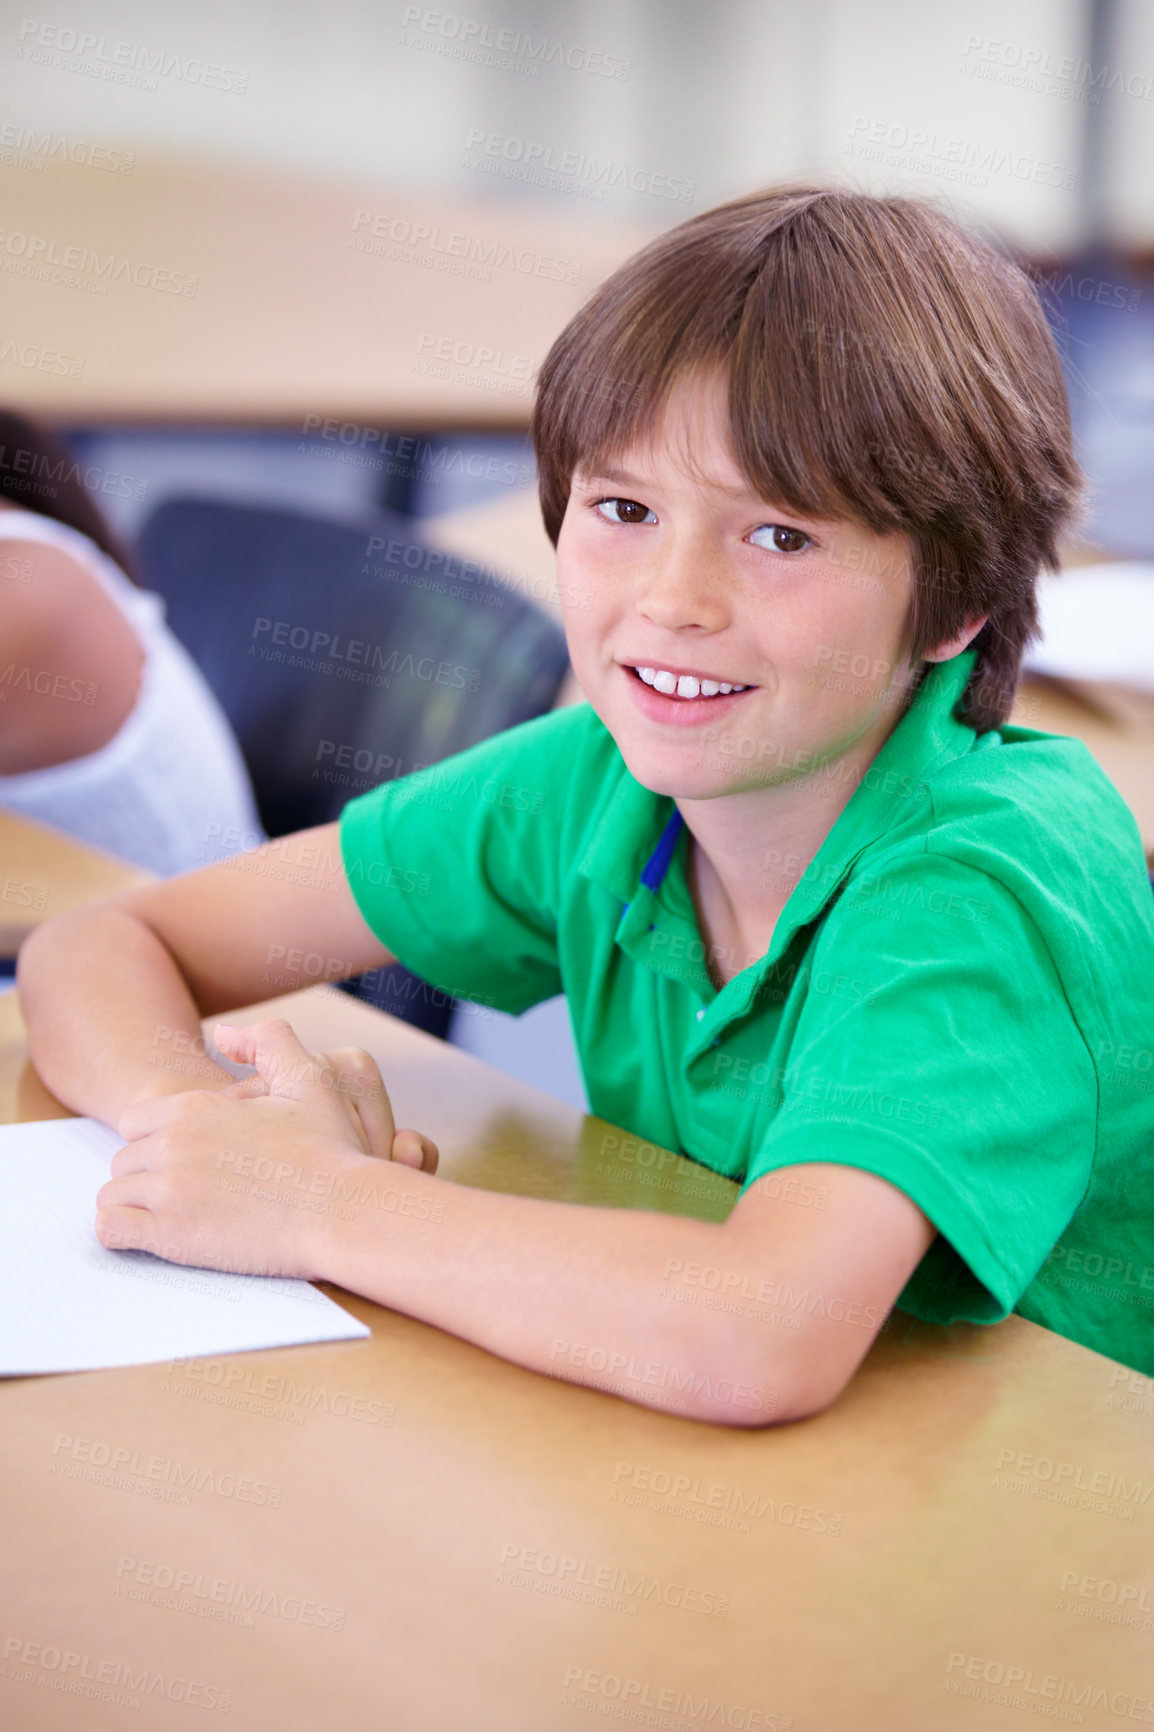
[0,1117,370,1374]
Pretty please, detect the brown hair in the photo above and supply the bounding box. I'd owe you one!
[531,185,1083,731]
[0,408,138,580]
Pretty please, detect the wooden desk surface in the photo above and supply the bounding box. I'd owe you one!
[1,981,1151,1732]
[0,155,649,426]
[0,807,152,954]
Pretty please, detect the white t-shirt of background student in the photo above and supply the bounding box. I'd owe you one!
[0,511,264,874]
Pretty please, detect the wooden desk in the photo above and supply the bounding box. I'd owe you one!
[2,976,1151,1730]
[0,156,650,426]
[0,807,152,955]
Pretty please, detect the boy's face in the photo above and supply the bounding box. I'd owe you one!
[556,369,936,802]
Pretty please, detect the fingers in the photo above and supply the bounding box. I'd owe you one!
[98,1166,157,1209]
[322,1046,396,1159]
[221,1073,269,1100]
[119,1092,177,1141]
[391,1128,440,1175]
[213,1020,322,1101]
[109,1138,153,1179]
[95,1203,154,1251]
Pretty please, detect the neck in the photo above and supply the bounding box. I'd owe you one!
[677,696,911,972]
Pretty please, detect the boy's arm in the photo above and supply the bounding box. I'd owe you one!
[16,823,396,1126]
[99,1022,935,1426]
[315,1151,934,1425]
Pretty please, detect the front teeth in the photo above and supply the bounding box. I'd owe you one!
[636,667,746,699]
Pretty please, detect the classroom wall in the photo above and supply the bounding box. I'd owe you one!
[3,0,1150,251]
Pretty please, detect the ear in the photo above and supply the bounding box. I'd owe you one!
[922,615,989,664]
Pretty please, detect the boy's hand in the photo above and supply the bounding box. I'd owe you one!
[215,1022,424,1167]
[95,1018,438,1278]
[126,1022,438,1172]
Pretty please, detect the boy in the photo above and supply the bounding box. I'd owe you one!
[19,186,1154,1423]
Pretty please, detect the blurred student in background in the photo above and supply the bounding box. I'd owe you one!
[0,410,263,873]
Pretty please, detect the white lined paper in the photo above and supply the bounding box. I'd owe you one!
[0,1117,369,1374]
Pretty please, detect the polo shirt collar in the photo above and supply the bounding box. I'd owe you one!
[577,649,979,1012]
[767,646,978,941]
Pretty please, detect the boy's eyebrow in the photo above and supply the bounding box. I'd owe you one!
[576,462,821,514]
[577,463,751,498]
[575,464,647,488]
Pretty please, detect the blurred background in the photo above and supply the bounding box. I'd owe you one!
[2,0,1153,1107]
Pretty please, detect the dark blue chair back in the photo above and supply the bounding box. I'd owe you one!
[135,496,571,1037]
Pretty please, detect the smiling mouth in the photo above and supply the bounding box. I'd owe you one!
[628,665,752,701]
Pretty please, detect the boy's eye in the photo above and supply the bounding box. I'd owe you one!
[595,497,656,525]
[749,523,812,554]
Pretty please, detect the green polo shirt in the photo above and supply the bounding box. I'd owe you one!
[340,648,1154,1376]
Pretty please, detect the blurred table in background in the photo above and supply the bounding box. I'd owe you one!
[0,156,648,427]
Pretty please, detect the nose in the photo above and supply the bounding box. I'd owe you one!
[633,532,730,634]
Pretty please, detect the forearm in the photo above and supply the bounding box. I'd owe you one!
[18,907,233,1125]
[309,1165,793,1425]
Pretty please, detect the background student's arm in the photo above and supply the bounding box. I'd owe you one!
[17,823,396,1127]
[97,1019,934,1425]
[0,537,143,774]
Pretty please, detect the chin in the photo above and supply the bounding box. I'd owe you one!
[617,743,728,800]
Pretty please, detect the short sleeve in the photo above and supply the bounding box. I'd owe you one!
[741,851,1097,1325]
[339,710,571,1016]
